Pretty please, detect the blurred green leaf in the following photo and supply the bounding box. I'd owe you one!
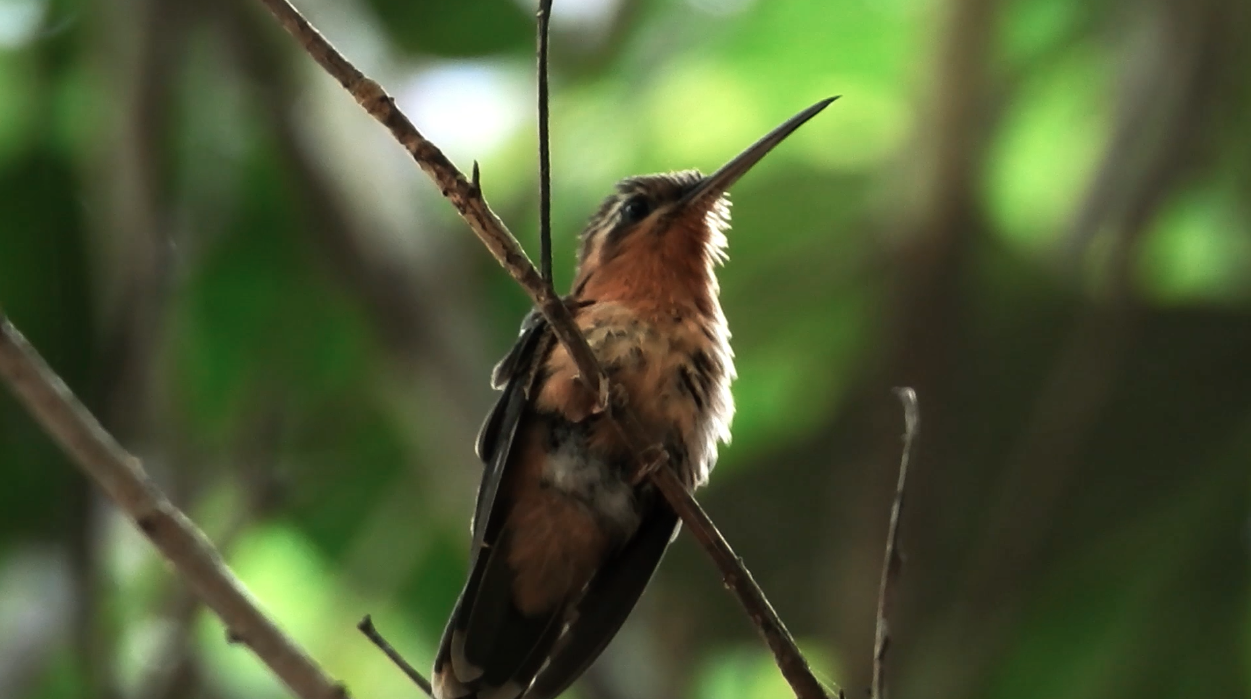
[985,45,1111,248]
[1139,182,1251,305]
[285,401,407,560]
[363,0,531,56]
[168,146,374,449]
[0,151,90,545]
[694,640,840,699]
[0,52,38,163]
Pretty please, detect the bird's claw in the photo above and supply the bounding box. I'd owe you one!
[631,445,668,486]
[593,380,629,416]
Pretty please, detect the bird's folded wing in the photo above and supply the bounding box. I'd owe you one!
[523,500,680,699]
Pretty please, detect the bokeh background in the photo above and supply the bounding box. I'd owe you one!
[2,0,1250,697]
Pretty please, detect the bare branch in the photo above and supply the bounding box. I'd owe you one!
[357,615,433,698]
[0,313,347,699]
[253,1,834,696]
[872,388,919,699]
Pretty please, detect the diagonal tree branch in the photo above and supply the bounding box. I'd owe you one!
[253,0,609,413]
[252,1,834,697]
[0,313,347,699]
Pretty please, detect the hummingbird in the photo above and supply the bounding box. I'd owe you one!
[432,97,835,699]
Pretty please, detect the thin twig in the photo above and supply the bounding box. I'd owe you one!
[253,1,833,697]
[537,0,554,284]
[872,388,919,699]
[0,313,347,699]
[357,615,433,698]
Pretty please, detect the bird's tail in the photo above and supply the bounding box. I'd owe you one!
[432,531,566,699]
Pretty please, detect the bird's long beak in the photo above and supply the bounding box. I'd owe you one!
[678,96,838,209]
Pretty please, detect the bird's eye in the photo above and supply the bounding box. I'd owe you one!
[619,196,652,225]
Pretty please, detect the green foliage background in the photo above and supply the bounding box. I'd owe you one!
[1,0,1249,697]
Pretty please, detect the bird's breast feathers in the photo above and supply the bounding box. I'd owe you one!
[534,300,734,489]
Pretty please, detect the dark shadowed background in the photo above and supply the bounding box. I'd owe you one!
[1,0,1249,697]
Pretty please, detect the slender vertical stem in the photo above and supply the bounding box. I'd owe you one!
[537,0,554,285]
[873,388,919,699]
